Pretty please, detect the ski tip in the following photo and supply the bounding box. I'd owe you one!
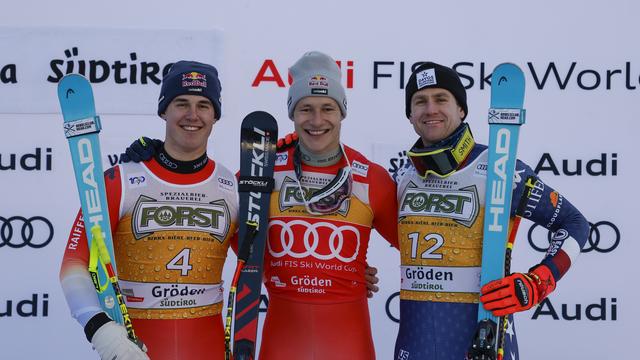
[57,74,93,100]
[57,73,97,121]
[490,63,525,108]
[244,110,277,122]
[241,111,278,139]
[491,63,525,87]
[57,73,89,88]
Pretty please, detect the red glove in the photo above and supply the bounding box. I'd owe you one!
[480,264,556,316]
[276,132,298,150]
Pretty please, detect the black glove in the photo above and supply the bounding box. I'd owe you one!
[120,137,163,163]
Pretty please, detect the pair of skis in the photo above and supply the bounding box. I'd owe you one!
[468,63,526,360]
[58,75,277,360]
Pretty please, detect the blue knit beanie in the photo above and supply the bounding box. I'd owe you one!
[157,60,222,119]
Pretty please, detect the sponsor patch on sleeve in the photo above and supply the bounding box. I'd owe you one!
[351,160,369,177]
[217,176,235,192]
[275,152,289,166]
[127,172,147,188]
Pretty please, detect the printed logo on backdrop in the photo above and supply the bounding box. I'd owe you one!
[532,297,618,321]
[371,60,640,90]
[528,221,620,254]
[47,47,171,84]
[0,294,49,317]
[251,59,355,88]
[0,27,223,114]
[0,148,52,171]
[534,153,618,176]
[251,59,640,91]
[0,216,54,249]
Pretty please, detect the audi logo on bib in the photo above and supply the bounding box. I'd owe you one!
[0,216,54,249]
[268,219,362,263]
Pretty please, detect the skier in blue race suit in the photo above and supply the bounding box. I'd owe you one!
[393,62,590,360]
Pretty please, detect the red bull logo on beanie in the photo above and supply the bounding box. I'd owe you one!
[308,74,329,88]
[182,71,208,88]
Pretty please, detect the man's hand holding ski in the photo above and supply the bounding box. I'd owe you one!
[480,264,556,316]
[90,318,149,360]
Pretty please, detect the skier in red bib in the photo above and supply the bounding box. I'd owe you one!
[60,61,238,360]
[258,51,399,360]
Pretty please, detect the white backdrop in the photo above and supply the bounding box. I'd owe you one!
[0,1,636,359]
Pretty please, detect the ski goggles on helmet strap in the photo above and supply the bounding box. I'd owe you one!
[407,124,475,178]
[293,143,353,215]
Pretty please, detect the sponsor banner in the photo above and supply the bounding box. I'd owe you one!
[251,57,640,92]
[0,10,636,360]
[0,27,223,115]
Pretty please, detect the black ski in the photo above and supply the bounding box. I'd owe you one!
[232,111,278,360]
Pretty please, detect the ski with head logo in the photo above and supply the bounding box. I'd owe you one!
[467,63,526,360]
[230,111,278,360]
[57,74,131,333]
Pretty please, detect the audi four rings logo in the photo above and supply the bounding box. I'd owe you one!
[268,220,361,262]
[528,221,620,253]
[0,216,54,248]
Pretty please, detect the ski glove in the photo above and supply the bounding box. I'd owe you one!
[479,264,556,316]
[121,137,163,163]
[90,320,149,360]
[276,132,298,150]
